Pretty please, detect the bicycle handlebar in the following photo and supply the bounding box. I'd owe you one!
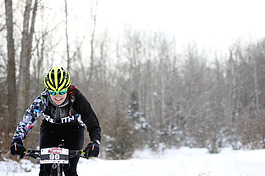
[25,149,87,159]
[24,149,41,159]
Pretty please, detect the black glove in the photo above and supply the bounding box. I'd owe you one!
[84,140,100,158]
[10,139,26,158]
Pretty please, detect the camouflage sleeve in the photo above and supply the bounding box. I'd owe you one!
[12,91,47,142]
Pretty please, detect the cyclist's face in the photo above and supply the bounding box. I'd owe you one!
[50,93,67,105]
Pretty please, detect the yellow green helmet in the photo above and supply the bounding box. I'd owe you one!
[44,66,71,91]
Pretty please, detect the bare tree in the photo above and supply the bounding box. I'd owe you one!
[64,0,70,71]
[5,0,16,119]
[17,0,38,120]
[87,0,98,87]
[4,0,17,152]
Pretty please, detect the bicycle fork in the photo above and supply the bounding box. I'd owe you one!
[51,163,62,176]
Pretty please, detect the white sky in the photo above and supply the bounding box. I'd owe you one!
[47,0,265,56]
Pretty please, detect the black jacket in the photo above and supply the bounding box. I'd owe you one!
[12,85,101,142]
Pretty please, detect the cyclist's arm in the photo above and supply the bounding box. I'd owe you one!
[73,90,101,142]
[12,91,48,142]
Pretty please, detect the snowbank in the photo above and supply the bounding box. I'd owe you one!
[1,147,265,176]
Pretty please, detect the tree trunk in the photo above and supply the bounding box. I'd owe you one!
[17,0,38,121]
[4,0,17,152]
[87,0,98,87]
[254,55,260,118]
[5,0,17,121]
[64,0,70,71]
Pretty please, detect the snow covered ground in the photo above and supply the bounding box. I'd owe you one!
[1,147,265,176]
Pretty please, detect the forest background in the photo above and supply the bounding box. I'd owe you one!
[1,0,265,160]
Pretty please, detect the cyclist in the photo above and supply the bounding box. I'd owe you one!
[10,66,101,176]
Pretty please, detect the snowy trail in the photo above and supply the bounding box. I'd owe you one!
[1,148,265,176]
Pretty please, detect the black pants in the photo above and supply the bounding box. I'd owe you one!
[39,120,85,176]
